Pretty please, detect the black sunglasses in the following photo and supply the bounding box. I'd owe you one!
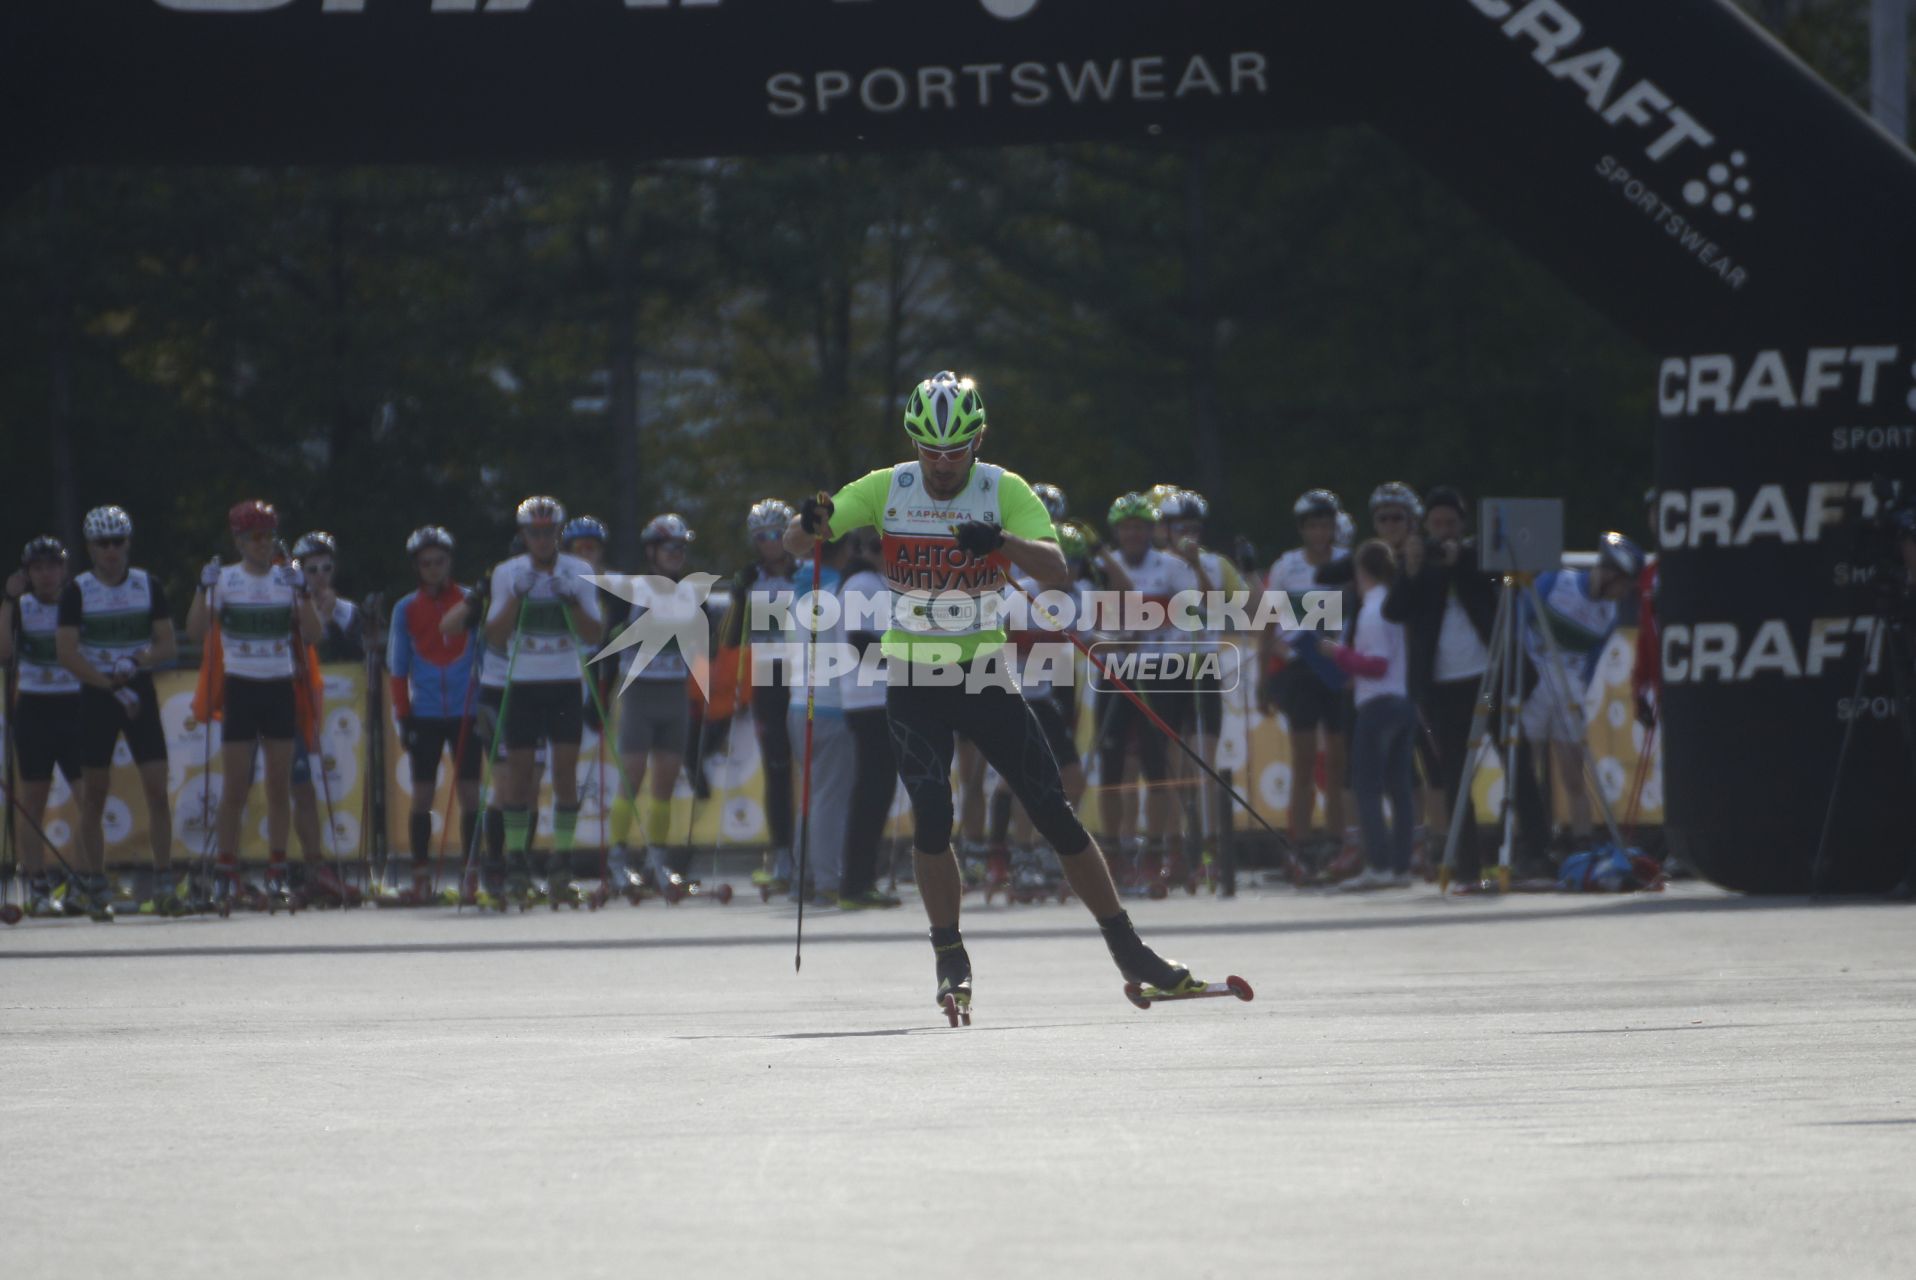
[90,537,128,548]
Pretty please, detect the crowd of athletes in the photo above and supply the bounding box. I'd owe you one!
[2,468,1654,922]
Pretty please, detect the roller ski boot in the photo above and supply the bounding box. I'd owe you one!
[138,868,195,917]
[300,861,362,909]
[502,855,538,911]
[1097,909,1253,1009]
[63,874,116,922]
[999,847,1068,905]
[599,847,645,906]
[472,861,511,913]
[646,845,691,904]
[751,848,788,902]
[251,862,298,914]
[931,927,972,1027]
[1159,850,1195,897]
[547,870,586,911]
[25,875,63,919]
[209,867,249,918]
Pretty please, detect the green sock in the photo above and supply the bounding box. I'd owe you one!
[553,805,580,854]
[503,806,531,855]
[609,793,636,846]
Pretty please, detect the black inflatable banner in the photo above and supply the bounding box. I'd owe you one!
[5,0,1914,890]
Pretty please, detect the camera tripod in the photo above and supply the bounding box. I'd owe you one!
[1437,571,1625,892]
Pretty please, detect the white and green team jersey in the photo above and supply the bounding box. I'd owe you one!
[16,594,80,695]
[65,569,165,674]
[484,553,601,685]
[613,578,699,684]
[212,562,298,681]
[478,638,513,691]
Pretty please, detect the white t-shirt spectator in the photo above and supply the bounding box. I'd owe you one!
[1348,585,1407,706]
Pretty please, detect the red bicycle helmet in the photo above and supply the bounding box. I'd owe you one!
[229,499,279,536]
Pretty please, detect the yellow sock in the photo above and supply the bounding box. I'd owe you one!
[609,794,636,846]
[643,794,673,847]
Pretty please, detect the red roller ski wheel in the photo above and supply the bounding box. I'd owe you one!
[713,883,734,905]
[1,904,23,926]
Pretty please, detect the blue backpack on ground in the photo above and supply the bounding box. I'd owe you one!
[1558,845,1661,893]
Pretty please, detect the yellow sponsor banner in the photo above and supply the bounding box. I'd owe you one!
[1206,629,1660,833]
[6,635,1659,869]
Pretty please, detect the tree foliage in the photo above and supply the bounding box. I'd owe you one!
[0,6,1889,598]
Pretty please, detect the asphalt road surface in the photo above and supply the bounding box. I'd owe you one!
[5,882,1913,1279]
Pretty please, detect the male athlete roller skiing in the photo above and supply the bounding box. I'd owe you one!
[785,370,1249,1024]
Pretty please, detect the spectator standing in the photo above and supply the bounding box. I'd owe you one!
[1383,487,1496,881]
[1326,540,1416,890]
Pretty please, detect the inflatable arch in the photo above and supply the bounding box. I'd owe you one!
[6,0,1914,891]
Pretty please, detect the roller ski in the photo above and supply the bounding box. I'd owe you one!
[931,927,972,1027]
[1097,909,1252,1011]
[1124,975,1255,1009]
[836,885,903,909]
[294,861,363,910]
[208,868,258,918]
[647,845,733,905]
[374,866,439,908]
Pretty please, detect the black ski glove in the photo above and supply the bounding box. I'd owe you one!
[952,521,1005,555]
[800,495,834,535]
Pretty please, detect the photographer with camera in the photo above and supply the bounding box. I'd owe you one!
[1383,487,1497,881]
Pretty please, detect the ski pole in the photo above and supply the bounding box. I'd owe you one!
[795,537,823,972]
[1622,719,1657,843]
[294,629,355,907]
[3,650,17,917]
[999,566,1282,840]
[561,601,616,893]
[709,616,753,879]
[434,667,481,895]
[463,596,528,910]
[0,780,114,919]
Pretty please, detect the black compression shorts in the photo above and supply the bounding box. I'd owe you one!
[886,674,1089,857]
[14,692,84,784]
[80,675,168,769]
[222,677,296,743]
[504,681,583,751]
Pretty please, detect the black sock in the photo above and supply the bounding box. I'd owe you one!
[930,925,963,950]
[409,812,432,862]
[988,790,1013,846]
[1096,910,1133,936]
[485,808,505,862]
[459,812,478,862]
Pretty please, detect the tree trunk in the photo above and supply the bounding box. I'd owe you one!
[607,164,643,566]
